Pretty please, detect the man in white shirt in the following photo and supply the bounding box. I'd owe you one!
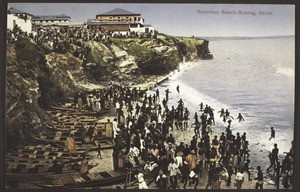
[115,101,120,113]
[168,159,180,189]
[235,169,245,189]
[129,144,140,166]
[174,151,184,168]
[136,172,148,189]
[112,118,119,139]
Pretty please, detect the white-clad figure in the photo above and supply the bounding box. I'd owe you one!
[112,118,119,139]
[136,173,148,189]
[115,101,120,113]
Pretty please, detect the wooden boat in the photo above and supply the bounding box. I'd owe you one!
[45,121,110,133]
[31,134,114,150]
[37,170,126,188]
[5,160,74,174]
[5,170,79,184]
[5,92,118,188]
[6,151,89,162]
[7,145,88,157]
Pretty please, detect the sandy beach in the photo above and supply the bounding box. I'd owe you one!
[80,61,279,189]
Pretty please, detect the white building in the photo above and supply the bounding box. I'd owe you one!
[93,8,155,35]
[7,7,33,34]
[32,14,71,26]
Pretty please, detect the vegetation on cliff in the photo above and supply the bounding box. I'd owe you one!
[6,33,212,149]
[110,34,211,75]
[6,37,57,149]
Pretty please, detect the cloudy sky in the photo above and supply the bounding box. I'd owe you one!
[8,3,295,37]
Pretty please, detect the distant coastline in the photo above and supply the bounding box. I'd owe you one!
[198,35,294,41]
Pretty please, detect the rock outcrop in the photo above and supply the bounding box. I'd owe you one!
[5,33,213,149]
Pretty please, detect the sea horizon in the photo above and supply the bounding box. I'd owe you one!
[198,35,294,41]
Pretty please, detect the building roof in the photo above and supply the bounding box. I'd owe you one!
[96,8,140,17]
[87,20,130,26]
[33,14,71,21]
[87,21,129,26]
[7,7,33,16]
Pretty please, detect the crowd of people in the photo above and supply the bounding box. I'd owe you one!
[67,83,294,189]
[7,24,159,71]
[7,24,158,51]
[7,23,294,190]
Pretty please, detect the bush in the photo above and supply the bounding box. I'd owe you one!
[54,41,71,54]
[15,36,40,64]
[37,74,53,108]
[85,51,114,81]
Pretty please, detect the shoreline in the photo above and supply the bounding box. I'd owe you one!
[6,59,280,189]
[137,60,279,189]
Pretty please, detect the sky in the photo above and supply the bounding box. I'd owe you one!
[8,3,295,37]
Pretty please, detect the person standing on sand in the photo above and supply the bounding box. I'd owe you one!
[128,144,140,166]
[186,150,197,170]
[80,154,89,175]
[235,169,245,189]
[79,124,86,144]
[180,161,189,189]
[156,89,160,98]
[136,173,148,189]
[243,159,251,180]
[183,108,190,130]
[165,89,170,100]
[168,158,180,189]
[96,140,102,159]
[269,127,275,140]
[65,134,76,154]
[112,118,119,140]
[267,143,279,172]
[254,166,264,189]
[156,169,168,189]
[192,120,201,137]
[105,119,113,140]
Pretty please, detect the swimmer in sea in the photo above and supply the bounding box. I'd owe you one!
[176,85,180,93]
[237,113,245,122]
[224,110,234,122]
[218,108,225,118]
[199,102,204,112]
[269,127,275,141]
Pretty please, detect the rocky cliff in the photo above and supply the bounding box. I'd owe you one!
[5,33,212,149]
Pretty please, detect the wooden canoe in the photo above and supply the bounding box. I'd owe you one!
[38,170,126,189]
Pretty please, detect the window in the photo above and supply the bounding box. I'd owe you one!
[130,24,138,28]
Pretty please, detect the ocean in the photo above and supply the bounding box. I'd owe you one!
[148,37,295,177]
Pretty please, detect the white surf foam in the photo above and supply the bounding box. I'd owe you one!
[276,67,294,78]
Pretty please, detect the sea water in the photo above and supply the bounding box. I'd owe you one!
[148,37,295,174]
